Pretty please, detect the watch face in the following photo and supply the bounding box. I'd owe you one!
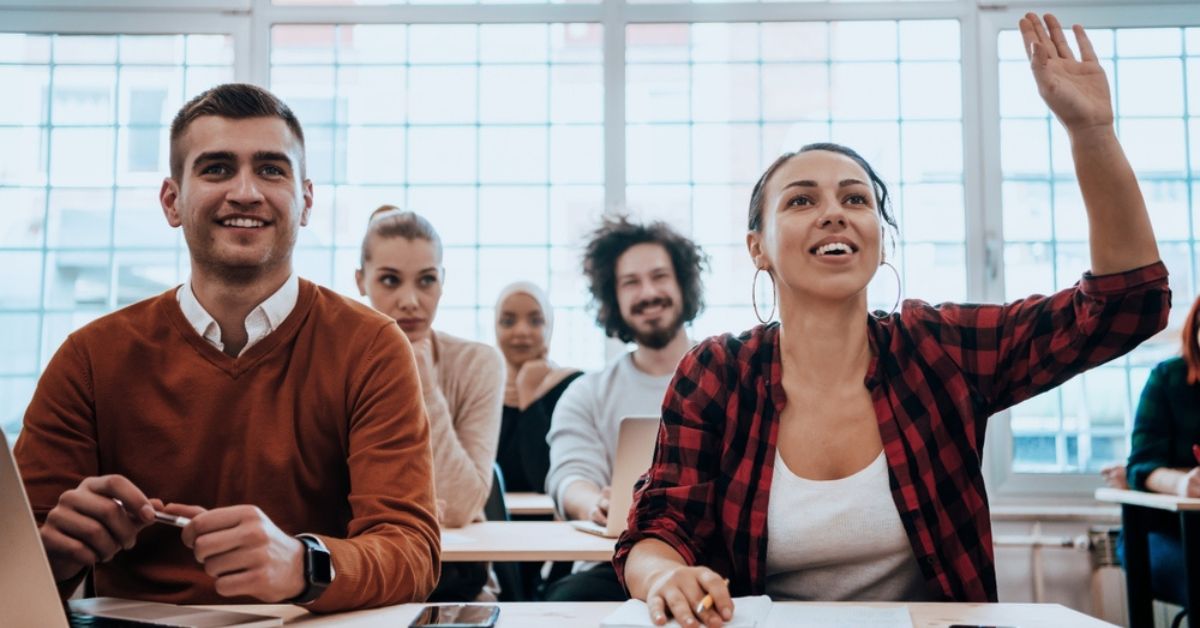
[307,543,333,585]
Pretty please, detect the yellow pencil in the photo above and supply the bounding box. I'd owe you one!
[694,578,730,615]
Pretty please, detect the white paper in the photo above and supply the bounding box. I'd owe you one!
[601,595,772,628]
[766,605,912,628]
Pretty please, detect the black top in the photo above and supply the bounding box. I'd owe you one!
[1127,356,1200,492]
[496,371,583,493]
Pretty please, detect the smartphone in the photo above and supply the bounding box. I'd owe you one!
[408,604,500,628]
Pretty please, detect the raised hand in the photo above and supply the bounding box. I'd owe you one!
[1018,13,1112,134]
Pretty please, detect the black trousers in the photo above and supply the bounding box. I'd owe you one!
[543,563,628,602]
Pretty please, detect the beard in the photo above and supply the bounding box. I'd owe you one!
[627,300,684,349]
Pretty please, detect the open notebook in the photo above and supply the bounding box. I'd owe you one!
[600,596,913,628]
[601,596,772,628]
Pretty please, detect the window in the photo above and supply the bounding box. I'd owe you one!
[269,22,606,368]
[3,3,1200,492]
[997,25,1200,475]
[0,32,234,438]
[623,20,964,339]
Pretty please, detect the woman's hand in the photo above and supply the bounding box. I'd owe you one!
[1019,13,1112,135]
[1100,463,1128,490]
[515,354,551,410]
[645,566,732,628]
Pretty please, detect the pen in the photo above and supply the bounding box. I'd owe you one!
[694,578,730,616]
[112,498,191,528]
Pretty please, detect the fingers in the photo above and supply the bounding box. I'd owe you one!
[193,526,249,563]
[662,588,702,628]
[1017,13,1041,61]
[1043,14,1075,61]
[83,475,155,524]
[161,503,206,519]
[1073,24,1098,62]
[697,571,734,622]
[46,502,126,562]
[183,505,254,548]
[648,594,669,626]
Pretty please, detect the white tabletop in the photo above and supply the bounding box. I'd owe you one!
[440,521,614,562]
[1094,487,1200,512]
[208,601,1119,627]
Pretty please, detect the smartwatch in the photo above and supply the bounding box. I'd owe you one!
[291,534,333,605]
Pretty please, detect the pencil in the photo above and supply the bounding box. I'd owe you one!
[694,578,730,616]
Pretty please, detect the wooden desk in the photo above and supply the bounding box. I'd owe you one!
[1094,488,1200,628]
[505,492,555,517]
[440,521,614,562]
[210,601,1118,627]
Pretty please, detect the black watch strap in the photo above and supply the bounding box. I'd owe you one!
[291,534,333,605]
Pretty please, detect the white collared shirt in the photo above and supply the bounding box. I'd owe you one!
[176,273,299,357]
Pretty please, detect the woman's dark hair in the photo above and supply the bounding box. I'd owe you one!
[360,205,443,267]
[1183,294,1200,385]
[582,215,708,343]
[747,142,898,233]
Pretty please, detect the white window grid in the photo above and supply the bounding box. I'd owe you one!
[1,0,1199,498]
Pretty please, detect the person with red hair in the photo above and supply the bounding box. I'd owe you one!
[1120,293,1200,610]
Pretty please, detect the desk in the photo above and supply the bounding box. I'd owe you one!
[1094,487,1200,627]
[505,492,555,517]
[210,601,1118,627]
[440,521,614,562]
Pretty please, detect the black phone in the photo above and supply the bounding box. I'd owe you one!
[408,604,500,628]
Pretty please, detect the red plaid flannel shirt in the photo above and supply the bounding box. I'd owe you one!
[614,261,1169,601]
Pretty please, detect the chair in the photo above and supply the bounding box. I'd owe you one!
[484,463,526,601]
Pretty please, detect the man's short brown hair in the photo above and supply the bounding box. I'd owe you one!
[168,83,306,180]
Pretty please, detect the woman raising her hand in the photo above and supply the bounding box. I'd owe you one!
[615,13,1169,628]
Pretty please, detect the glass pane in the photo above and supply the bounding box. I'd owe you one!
[0,189,47,248]
[0,66,49,125]
[478,187,548,246]
[114,250,182,306]
[0,253,43,309]
[47,188,113,248]
[0,315,39,376]
[43,250,109,309]
[0,377,37,438]
[50,128,116,188]
[549,125,603,184]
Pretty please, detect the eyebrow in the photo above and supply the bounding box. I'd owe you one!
[780,178,870,191]
[618,266,670,281]
[375,266,439,274]
[191,150,294,168]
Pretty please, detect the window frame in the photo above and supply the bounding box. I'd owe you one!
[3,0,1197,499]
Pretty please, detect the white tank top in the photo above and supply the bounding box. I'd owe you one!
[765,449,932,601]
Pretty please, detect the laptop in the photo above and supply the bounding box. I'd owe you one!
[0,431,282,627]
[570,416,661,539]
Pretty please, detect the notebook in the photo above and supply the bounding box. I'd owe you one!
[600,595,772,628]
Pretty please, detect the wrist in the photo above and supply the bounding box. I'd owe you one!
[1067,123,1117,147]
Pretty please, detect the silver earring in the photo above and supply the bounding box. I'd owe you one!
[872,261,901,320]
[752,268,777,324]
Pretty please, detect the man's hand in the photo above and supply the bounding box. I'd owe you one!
[179,505,306,602]
[39,475,159,582]
[589,487,612,526]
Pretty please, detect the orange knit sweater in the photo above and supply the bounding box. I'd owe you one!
[14,279,440,612]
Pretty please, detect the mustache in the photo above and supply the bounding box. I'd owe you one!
[632,296,673,315]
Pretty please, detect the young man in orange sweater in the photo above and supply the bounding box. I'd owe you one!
[14,83,440,612]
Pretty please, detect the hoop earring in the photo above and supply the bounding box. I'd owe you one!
[872,260,901,320]
[752,268,777,324]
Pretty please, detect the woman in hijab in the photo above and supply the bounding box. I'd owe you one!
[494,281,583,493]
